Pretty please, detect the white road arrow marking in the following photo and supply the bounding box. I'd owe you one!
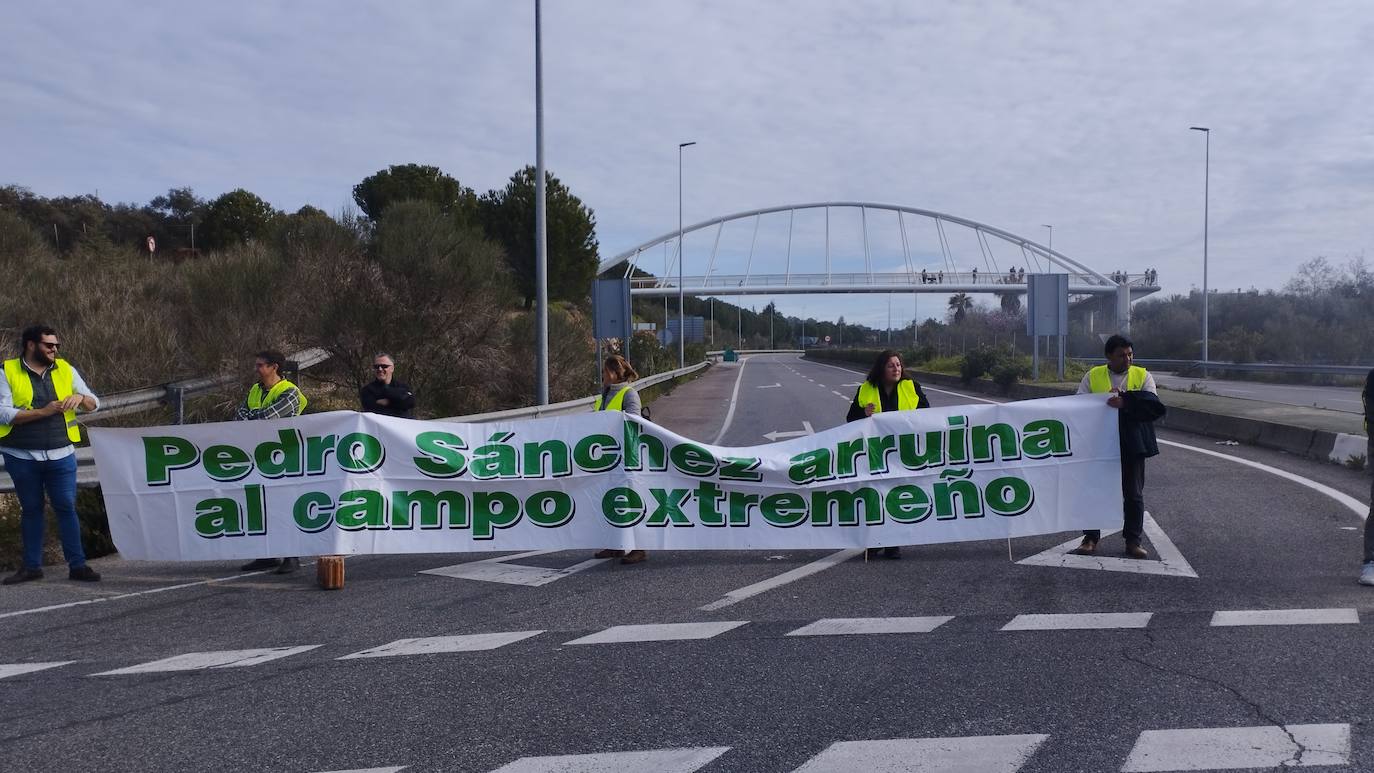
[756,382,782,389]
[763,421,814,441]
[421,550,611,587]
[1016,513,1198,578]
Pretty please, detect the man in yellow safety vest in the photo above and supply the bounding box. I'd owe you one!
[1071,334,1164,559]
[1,325,102,585]
[236,349,307,574]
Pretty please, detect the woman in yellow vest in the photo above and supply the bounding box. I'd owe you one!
[846,349,930,559]
[591,355,649,565]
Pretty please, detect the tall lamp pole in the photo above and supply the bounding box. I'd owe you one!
[533,0,549,404]
[1190,126,1210,366]
[1041,224,1052,252]
[677,141,696,368]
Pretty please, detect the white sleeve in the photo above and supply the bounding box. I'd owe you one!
[1075,374,1093,395]
[0,374,16,425]
[1140,371,1158,395]
[70,367,101,413]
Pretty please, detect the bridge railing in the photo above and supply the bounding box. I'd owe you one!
[628,271,1159,289]
[1071,358,1372,376]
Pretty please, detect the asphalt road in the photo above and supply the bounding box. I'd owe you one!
[1153,372,1367,414]
[2,354,1373,772]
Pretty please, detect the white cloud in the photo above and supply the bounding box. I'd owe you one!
[2,0,1371,327]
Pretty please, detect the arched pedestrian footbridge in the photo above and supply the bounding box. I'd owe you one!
[598,203,1159,322]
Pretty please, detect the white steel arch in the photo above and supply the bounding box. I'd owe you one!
[599,201,1156,302]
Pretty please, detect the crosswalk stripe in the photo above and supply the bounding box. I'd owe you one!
[1210,608,1359,627]
[564,621,747,645]
[1121,723,1351,771]
[91,646,321,676]
[792,734,1049,772]
[487,746,730,772]
[786,616,954,637]
[0,661,74,680]
[1001,612,1152,631]
[338,631,543,660]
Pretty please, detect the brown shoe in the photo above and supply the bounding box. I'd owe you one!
[1069,538,1098,556]
[1124,542,1149,560]
[620,550,648,565]
[593,549,626,559]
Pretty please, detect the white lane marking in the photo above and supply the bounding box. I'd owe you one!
[711,357,749,445]
[421,551,610,586]
[564,621,747,645]
[0,661,74,680]
[488,746,730,773]
[1121,723,1350,771]
[699,549,863,611]
[756,382,782,389]
[763,421,815,441]
[337,631,543,660]
[1210,608,1359,627]
[786,616,953,637]
[831,390,848,398]
[0,566,289,621]
[1017,513,1198,578]
[1158,439,1368,520]
[91,645,321,676]
[314,768,408,773]
[793,733,1049,773]
[1001,612,1152,631]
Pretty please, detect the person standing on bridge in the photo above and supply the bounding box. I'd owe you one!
[1070,334,1165,559]
[237,350,308,575]
[591,354,649,565]
[1360,368,1374,586]
[360,353,415,418]
[847,349,930,559]
[1,325,102,585]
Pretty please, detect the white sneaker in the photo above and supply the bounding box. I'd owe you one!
[1360,563,1374,586]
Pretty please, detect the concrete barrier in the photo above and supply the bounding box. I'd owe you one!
[806,354,1367,468]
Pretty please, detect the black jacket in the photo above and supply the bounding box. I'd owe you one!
[845,379,931,422]
[1118,390,1166,459]
[360,379,416,418]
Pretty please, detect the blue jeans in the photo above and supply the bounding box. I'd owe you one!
[3,452,86,570]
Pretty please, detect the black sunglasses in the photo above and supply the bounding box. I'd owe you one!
[39,341,61,350]
[373,364,391,370]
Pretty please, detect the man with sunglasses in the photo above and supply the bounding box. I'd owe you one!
[236,350,308,574]
[359,353,415,419]
[1,325,102,585]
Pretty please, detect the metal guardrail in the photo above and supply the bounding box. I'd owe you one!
[1070,358,1372,377]
[84,347,333,423]
[0,360,713,493]
[2,347,330,494]
[440,361,709,422]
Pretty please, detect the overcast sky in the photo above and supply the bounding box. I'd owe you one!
[3,1,1371,327]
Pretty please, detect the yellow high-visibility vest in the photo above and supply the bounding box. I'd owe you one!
[1088,364,1147,394]
[593,385,631,411]
[247,379,307,415]
[856,379,920,413]
[0,358,81,443]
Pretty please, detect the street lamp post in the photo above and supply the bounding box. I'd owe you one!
[1041,224,1052,252]
[533,0,549,404]
[1190,126,1210,368]
[677,141,696,368]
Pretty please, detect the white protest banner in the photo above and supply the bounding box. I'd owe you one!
[90,394,1122,561]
